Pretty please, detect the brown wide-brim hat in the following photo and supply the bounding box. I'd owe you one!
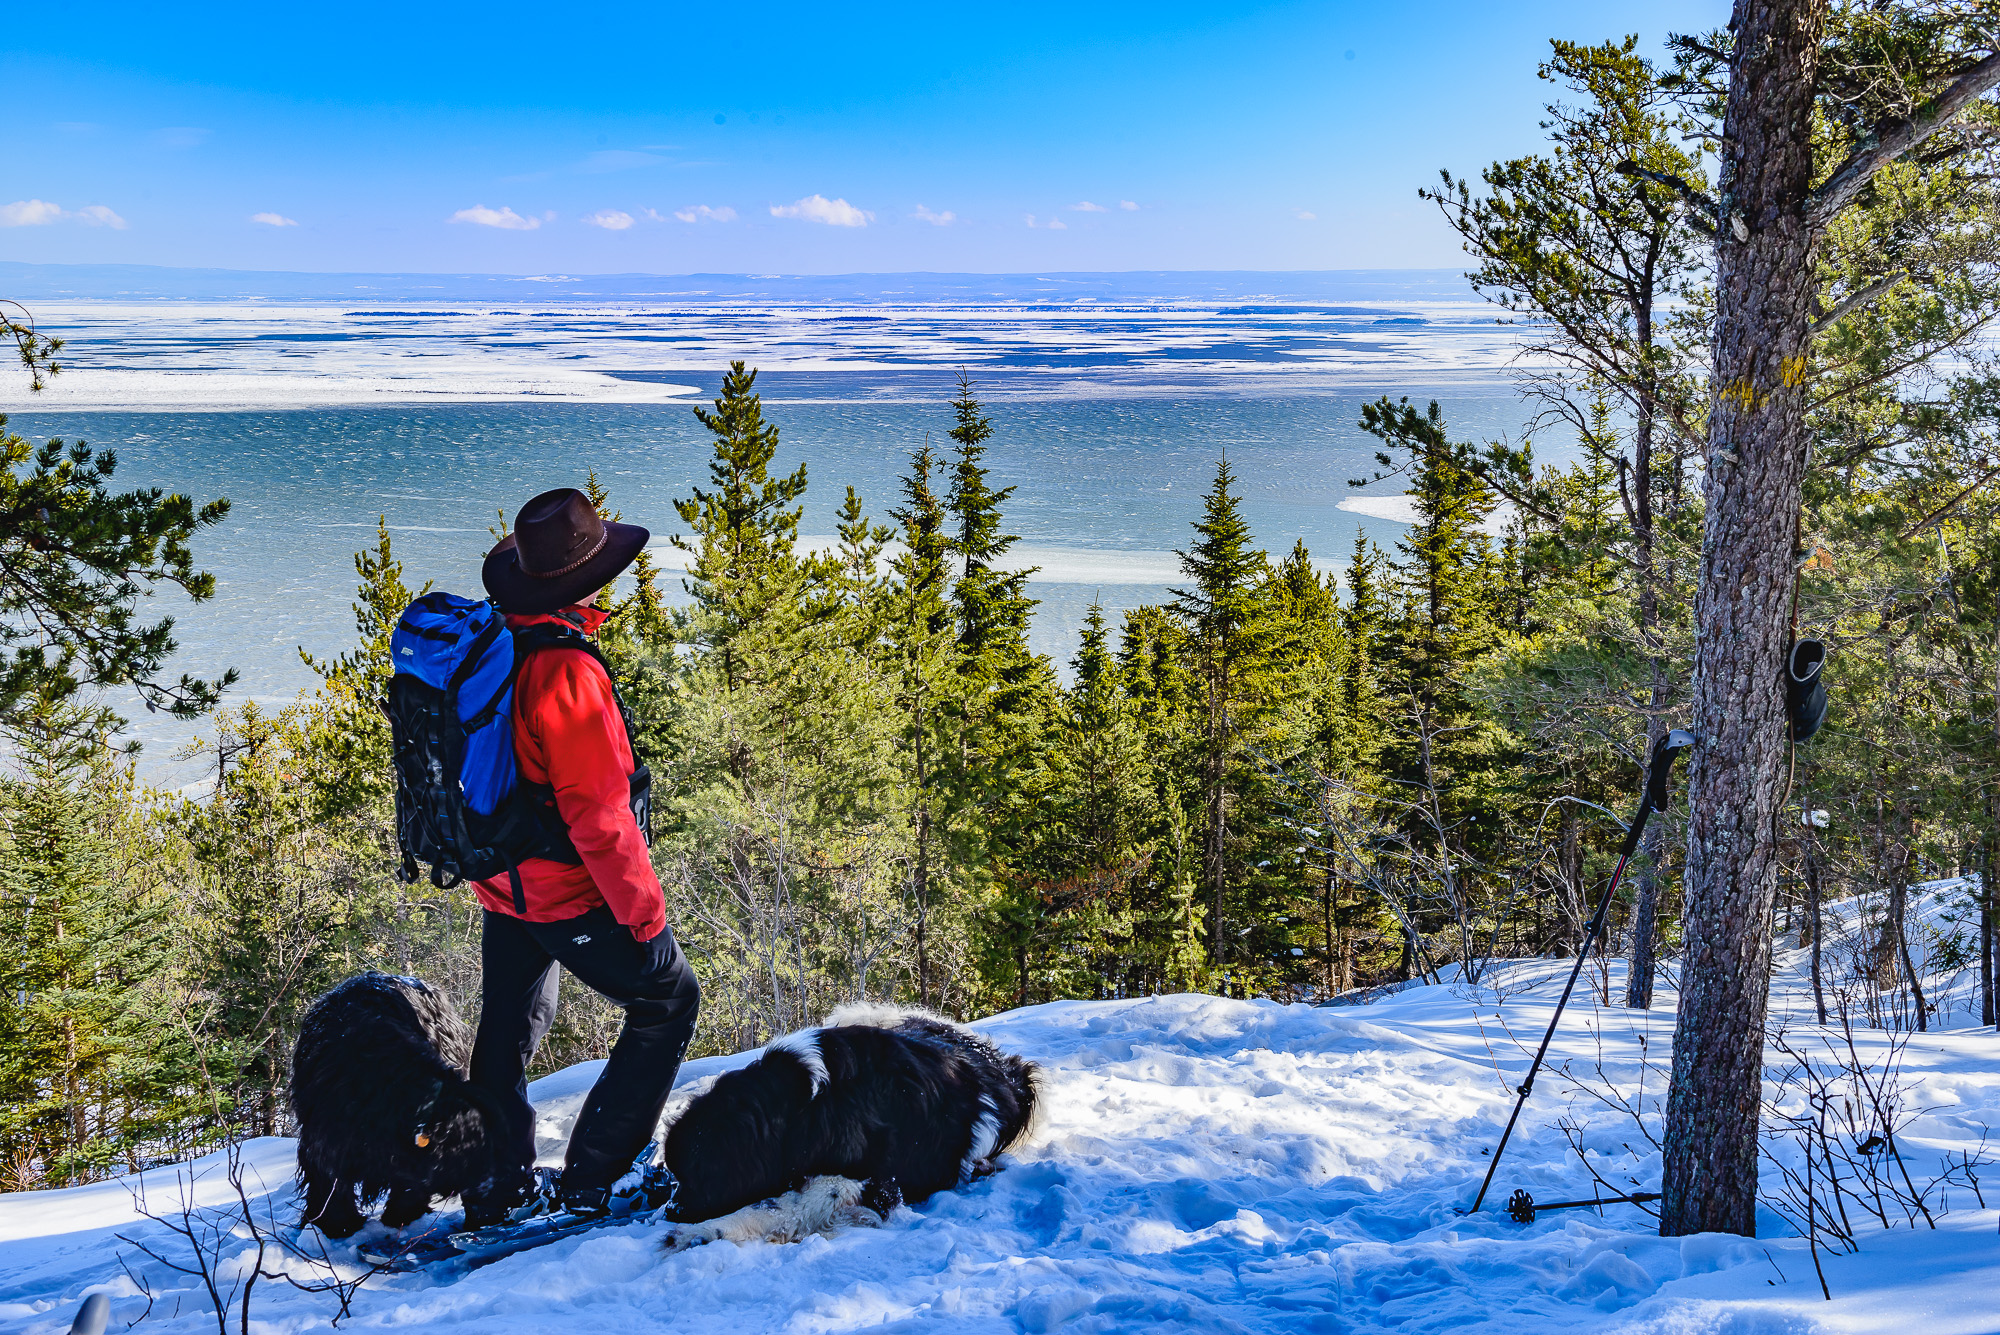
[482,487,650,614]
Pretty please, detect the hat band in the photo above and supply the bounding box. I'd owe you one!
[523,527,610,579]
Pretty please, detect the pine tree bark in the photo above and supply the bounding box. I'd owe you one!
[1624,816,1664,1009]
[1983,829,1996,1029]
[1659,0,1828,1239]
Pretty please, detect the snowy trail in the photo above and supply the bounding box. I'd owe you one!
[5,884,2000,1333]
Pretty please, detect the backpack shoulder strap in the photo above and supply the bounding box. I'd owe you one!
[508,619,640,751]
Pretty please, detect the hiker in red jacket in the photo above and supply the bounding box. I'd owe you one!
[462,487,700,1226]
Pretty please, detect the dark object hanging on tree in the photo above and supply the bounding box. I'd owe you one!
[1786,639,1828,742]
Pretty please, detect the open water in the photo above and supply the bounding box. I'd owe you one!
[0,269,1546,780]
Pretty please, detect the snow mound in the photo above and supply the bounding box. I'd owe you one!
[4,883,1999,1332]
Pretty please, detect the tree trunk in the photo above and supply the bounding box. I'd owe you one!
[1560,809,1584,956]
[1204,668,1229,966]
[1876,809,1927,1031]
[1806,826,1828,1025]
[1660,0,1827,1240]
[1625,815,1665,1009]
[1983,832,1996,1029]
[1323,856,1337,997]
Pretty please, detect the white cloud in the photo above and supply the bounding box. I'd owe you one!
[0,200,127,228]
[1069,201,1107,212]
[1119,200,1139,211]
[250,212,298,227]
[154,126,210,149]
[0,199,64,226]
[673,204,737,223]
[584,209,635,230]
[450,204,541,230]
[912,204,955,225]
[1048,217,1067,230]
[770,194,871,227]
[1294,209,1318,221]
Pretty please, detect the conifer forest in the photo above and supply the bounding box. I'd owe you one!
[5,11,2000,1233]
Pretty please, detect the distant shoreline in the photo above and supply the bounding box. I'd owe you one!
[0,260,1474,306]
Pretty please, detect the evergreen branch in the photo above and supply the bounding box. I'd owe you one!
[1,299,63,391]
[1612,161,1719,238]
[1810,49,2000,231]
[1895,462,2000,539]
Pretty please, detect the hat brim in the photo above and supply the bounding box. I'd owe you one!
[482,520,650,614]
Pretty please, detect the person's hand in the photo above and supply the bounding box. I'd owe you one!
[638,928,673,979]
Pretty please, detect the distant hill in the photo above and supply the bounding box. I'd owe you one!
[0,261,1470,306]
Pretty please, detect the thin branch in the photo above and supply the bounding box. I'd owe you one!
[1613,161,1719,238]
[1811,50,2000,229]
[1811,271,1909,335]
[1896,463,2000,538]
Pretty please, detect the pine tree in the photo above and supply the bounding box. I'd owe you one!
[176,698,368,1134]
[0,690,194,1184]
[1339,532,1387,780]
[1656,10,2000,1239]
[672,362,822,788]
[583,469,669,645]
[673,362,814,700]
[887,446,959,1005]
[1169,457,1287,972]
[1358,399,1516,979]
[945,373,1041,718]
[1273,542,1351,994]
[1,418,236,728]
[1063,604,1155,869]
[298,517,426,818]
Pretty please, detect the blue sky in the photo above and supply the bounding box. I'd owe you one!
[2,1,1721,275]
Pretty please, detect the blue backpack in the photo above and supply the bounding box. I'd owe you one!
[386,593,651,901]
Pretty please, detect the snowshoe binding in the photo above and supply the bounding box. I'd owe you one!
[361,1149,676,1273]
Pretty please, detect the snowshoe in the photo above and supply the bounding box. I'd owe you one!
[360,1147,671,1274]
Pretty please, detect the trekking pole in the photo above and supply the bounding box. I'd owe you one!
[1463,728,1695,1217]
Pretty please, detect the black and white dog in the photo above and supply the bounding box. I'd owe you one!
[658,1004,1041,1243]
[291,978,1040,1243]
[289,972,510,1238]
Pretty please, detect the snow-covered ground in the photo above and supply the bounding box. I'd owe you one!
[4,882,1998,1333]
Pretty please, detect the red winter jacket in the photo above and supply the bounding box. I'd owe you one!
[471,606,667,942]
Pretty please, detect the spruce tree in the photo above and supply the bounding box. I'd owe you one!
[298,517,426,818]
[1169,457,1287,972]
[673,361,814,701]
[1339,532,1387,780]
[944,372,1041,720]
[1358,399,1515,978]
[672,362,822,789]
[1001,603,1159,1003]
[0,690,192,1183]
[886,446,958,1005]
[584,469,669,644]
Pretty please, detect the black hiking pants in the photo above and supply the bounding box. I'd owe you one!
[468,905,701,1194]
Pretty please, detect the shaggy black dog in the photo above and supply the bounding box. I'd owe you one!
[289,972,509,1238]
[659,1004,1041,1223]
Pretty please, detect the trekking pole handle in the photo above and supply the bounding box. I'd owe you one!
[1632,730,1696,853]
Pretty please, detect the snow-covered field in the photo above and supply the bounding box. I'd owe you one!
[4,884,1998,1334]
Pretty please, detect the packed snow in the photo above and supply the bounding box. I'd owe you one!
[4,881,1998,1333]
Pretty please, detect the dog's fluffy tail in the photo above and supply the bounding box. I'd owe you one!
[660,1176,885,1253]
